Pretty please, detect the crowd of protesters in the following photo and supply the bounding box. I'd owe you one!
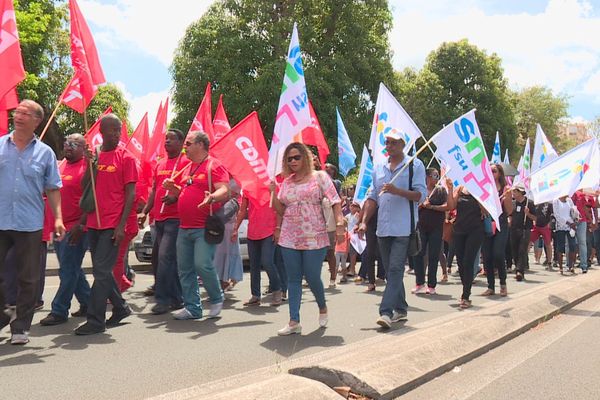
[1,100,599,345]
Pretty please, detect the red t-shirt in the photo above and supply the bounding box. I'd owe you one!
[246,196,277,241]
[60,158,86,231]
[572,191,596,223]
[42,198,53,242]
[125,163,148,235]
[152,155,190,221]
[87,147,138,230]
[178,157,229,229]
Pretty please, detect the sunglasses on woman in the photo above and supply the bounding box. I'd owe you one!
[287,155,302,162]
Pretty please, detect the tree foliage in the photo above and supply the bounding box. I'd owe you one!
[395,40,517,163]
[171,0,396,164]
[511,85,569,151]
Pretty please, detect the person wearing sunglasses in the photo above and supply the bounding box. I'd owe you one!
[270,143,344,336]
[40,134,91,327]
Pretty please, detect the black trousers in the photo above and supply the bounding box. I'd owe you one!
[0,230,42,333]
[510,228,529,274]
[87,229,127,328]
[454,229,484,301]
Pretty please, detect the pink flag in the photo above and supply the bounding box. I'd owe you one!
[212,94,231,141]
[0,0,25,99]
[189,82,214,141]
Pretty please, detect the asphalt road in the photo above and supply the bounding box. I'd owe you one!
[400,292,600,400]
[0,253,593,400]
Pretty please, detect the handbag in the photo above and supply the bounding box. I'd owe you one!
[408,162,422,257]
[204,159,225,244]
[317,172,337,232]
[483,215,497,237]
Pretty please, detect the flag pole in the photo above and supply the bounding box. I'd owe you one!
[38,75,74,141]
[387,135,436,187]
[83,109,101,228]
[159,152,183,214]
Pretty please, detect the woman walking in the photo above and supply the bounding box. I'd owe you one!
[270,143,344,336]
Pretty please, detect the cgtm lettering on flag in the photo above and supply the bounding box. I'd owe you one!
[235,137,270,185]
[447,118,494,201]
[536,160,588,192]
[373,112,411,159]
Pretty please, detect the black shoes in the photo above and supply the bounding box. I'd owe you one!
[151,303,170,315]
[71,306,88,317]
[74,322,106,336]
[106,305,132,327]
[40,313,68,326]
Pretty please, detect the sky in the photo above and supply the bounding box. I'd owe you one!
[78,0,600,127]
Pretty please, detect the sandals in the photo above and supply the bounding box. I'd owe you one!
[365,284,376,292]
[459,299,472,309]
[243,297,261,306]
[441,274,448,283]
[481,289,495,296]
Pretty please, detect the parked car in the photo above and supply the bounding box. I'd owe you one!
[133,220,249,264]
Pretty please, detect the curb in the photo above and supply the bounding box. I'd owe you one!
[147,271,600,400]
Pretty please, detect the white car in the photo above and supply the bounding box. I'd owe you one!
[133,220,249,264]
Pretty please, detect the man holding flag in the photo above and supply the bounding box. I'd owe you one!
[357,131,427,329]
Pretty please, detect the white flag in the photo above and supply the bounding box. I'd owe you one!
[267,23,312,177]
[432,109,502,227]
[369,82,423,167]
[513,138,531,189]
[576,140,600,191]
[503,148,510,164]
[530,138,598,204]
[531,124,558,172]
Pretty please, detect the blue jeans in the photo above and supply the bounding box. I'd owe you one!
[280,247,327,323]
[248,236,281,298]
[176,228,223,318]
[377,236,410,317]
[154,219,183,306]
[51,232,91,318]
[576,222,588,270]
[274,245,288,295]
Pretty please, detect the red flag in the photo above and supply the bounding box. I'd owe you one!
[300,101,330,166]
[212,94,231,141]
[0,0,25,99]
[210,112,271,206]
[146,98,168,163]
[119,119,129,148]
[189,82,214,141]
[125,113,149,161]
[83,106,112,148]
[0,87,19,136]
[64,0,106,113]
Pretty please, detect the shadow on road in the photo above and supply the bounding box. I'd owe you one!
[260,327,345,358]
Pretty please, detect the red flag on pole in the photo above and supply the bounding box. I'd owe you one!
[125,113,149,161]
[0,87,19,136]
[0,0,25,99]
[83,106,112,148]
[189,82,214,141]
[119,119,129,148]
[146,98,168,163]
[63,0,106,113]
[300,101,330,166]
[210,112,271,206]
[212,94,231,141]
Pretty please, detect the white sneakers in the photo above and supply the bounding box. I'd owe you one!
[173,308,200,320]
[10,332,29,345]
[319,313,328,328]
[207,302,223,319]
[278,323,302,336]
[377,311,408,329]
[411,284,427,294]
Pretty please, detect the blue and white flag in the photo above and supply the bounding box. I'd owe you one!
[503,148,510,164]
[532,124,558,172]
[491,131,501,164]
[353,145,374,206]
[337,107,356,176]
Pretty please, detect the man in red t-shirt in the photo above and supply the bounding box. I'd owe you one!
[75,115,137,335]
[139,129,187,314]
[572,190,598,273]
[40,134,91,326]
[163,131,229,320]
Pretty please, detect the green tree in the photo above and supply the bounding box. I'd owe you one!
[511,85,570,151]
[171,0,396,165]
[396,40,517,161]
